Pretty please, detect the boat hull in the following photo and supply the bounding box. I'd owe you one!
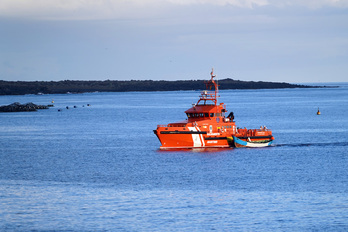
[233,136,273,148]
[154,127,232,149]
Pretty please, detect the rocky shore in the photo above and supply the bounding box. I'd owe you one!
[0,102,50,112]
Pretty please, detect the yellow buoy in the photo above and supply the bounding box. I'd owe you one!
[317,108,321,115]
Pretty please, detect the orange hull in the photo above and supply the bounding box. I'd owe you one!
[154,124,233,149]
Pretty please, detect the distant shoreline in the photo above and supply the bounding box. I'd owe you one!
[0,79,324,95]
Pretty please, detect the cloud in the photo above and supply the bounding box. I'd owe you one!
[0,0,127,20]
[1,0,348,20]
[167,0,268,8]
[268,0,348,9]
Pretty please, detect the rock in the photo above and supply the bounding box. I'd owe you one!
[0,102,49,112]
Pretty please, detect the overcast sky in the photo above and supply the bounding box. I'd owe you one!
[1,0,347,83]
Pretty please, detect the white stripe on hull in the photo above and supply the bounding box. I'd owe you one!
[188,127,203,147]
[195,126,205,147]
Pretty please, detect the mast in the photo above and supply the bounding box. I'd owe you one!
[210,68,218,104]
[197,68,219,105]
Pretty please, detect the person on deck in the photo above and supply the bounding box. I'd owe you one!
[227,112,234,121]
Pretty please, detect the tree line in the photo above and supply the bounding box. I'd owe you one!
[0,79,314,95]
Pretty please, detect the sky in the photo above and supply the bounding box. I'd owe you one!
[1,0,348,83]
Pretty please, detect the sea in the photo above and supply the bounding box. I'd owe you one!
[1,83,348,231]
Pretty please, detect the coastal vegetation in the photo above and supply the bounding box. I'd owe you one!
[0,79,314,95]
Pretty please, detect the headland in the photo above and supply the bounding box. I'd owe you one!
[0,79,320,95]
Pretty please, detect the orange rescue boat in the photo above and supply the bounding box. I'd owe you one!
[153,69,274,149]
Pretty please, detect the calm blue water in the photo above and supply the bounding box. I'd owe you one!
[1,84,348,231]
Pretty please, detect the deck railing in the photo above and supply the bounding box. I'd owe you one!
[157,124,187,128]
[157,124,167,128]
[199,90,216,99]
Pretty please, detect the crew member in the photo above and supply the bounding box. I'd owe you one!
[227,112,234,121]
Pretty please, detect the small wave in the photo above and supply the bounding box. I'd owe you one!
[274,142,348,147]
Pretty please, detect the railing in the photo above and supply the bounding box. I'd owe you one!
[157,124,186,128]
[157,124,167,128]
[199,90,216,99]
[197,90,218,105]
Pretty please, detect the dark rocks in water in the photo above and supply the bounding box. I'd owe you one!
[0,102,49,112]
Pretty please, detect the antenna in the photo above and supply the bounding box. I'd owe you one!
[211,68,216,78]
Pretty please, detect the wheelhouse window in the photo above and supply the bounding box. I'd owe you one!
[187,113,209,118]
